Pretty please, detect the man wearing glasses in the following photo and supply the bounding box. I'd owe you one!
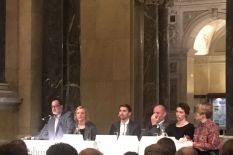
[36,99,75,140]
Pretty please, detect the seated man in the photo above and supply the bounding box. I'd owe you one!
[145,104,169,136]
[35,99,75,140]
[109,104,141,139]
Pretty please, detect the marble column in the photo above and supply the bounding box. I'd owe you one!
[158,2,170,108]
[226,0,233,135]
[0,0,21,107]
[142,0,172,125]
[0,0,21,141]
[43,0,80,115]
[132,0,144,125]
[143,2,159,126]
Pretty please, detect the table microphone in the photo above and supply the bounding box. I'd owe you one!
[42,115,52,121]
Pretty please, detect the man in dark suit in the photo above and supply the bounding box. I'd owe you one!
[109,104,141,139]
[36,99,75,140]
[145,104,169,136]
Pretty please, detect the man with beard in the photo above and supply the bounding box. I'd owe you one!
[109,104,141,139]
[36,99,75,140]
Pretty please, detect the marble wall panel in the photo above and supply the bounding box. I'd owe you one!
[143,4,159,126]
[0,0,6,82]
[42,0,80,116]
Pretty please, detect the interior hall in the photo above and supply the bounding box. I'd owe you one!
[0,0,233,143]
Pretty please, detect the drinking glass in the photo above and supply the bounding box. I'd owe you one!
[114,131,119,138]
[84,128,92,141]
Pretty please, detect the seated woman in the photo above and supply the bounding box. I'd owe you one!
[166,102,195,140]
[193,102,220,155]
[73,105,97,140]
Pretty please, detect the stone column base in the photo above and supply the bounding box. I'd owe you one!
[0,83,21,143]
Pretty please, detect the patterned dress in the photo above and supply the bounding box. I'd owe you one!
[193,119,220,151]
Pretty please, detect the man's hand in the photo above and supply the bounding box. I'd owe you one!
[151,113,159,126]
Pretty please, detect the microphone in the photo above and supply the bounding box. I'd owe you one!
[42,115,52,121]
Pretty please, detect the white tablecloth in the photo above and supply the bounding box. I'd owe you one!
[24,135,193,155]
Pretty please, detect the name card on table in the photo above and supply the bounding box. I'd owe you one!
[95,135,118,143]
[118,135,139,142]
[95,135,118,155]
[117,136,139,154]
[62,134,84,142]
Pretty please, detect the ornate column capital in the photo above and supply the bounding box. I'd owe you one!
[144,0,173,6]
[145,0,164,5]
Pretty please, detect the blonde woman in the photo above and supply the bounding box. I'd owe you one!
[73,105,97,140]
[193,102,220,155]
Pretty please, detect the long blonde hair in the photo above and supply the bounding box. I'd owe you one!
[74,105,89,122]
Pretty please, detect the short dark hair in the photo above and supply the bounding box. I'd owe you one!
[0,139,28,155]
[46,143,77,155]
[220,139,233,155]
[79,148,103,155]
[176,147,198,155]
[144,143,164,155]
[124,151,138,155]
[119,104,132,112]
[51,98,63,106]
[176,102,190,115]
[157,138,176,155]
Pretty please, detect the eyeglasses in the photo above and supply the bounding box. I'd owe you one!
[51,105,61,108]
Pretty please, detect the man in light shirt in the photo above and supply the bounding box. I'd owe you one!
[109,104,141,139]
[36,99,75,140]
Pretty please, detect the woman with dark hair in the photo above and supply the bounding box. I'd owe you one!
[166,103,195,140]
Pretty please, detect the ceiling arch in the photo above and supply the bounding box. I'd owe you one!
[194,19,225,55]
[182,11,226,54]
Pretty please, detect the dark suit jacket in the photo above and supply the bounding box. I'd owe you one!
[37,111,75,140]
[109,120,141,139]
[144,120,170,136]
[73,121,97,140]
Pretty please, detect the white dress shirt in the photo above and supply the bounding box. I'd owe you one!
[120,119,129,135]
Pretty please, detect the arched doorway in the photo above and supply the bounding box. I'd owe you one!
[182,11,226,123]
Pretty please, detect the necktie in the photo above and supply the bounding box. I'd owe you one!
[54,117,59,133]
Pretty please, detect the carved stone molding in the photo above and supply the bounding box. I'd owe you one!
[0,83,21,110]
[183,10,208,31]
[145,0,164,5]
[145,0,173,6]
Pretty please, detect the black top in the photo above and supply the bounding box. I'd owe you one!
[73,121,97,140]
[166,122,195,140]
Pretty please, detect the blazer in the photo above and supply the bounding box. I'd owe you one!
[37,111,75,140]
[73,121,97,140]
[144,120,170,136]
[109,119,141,139]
